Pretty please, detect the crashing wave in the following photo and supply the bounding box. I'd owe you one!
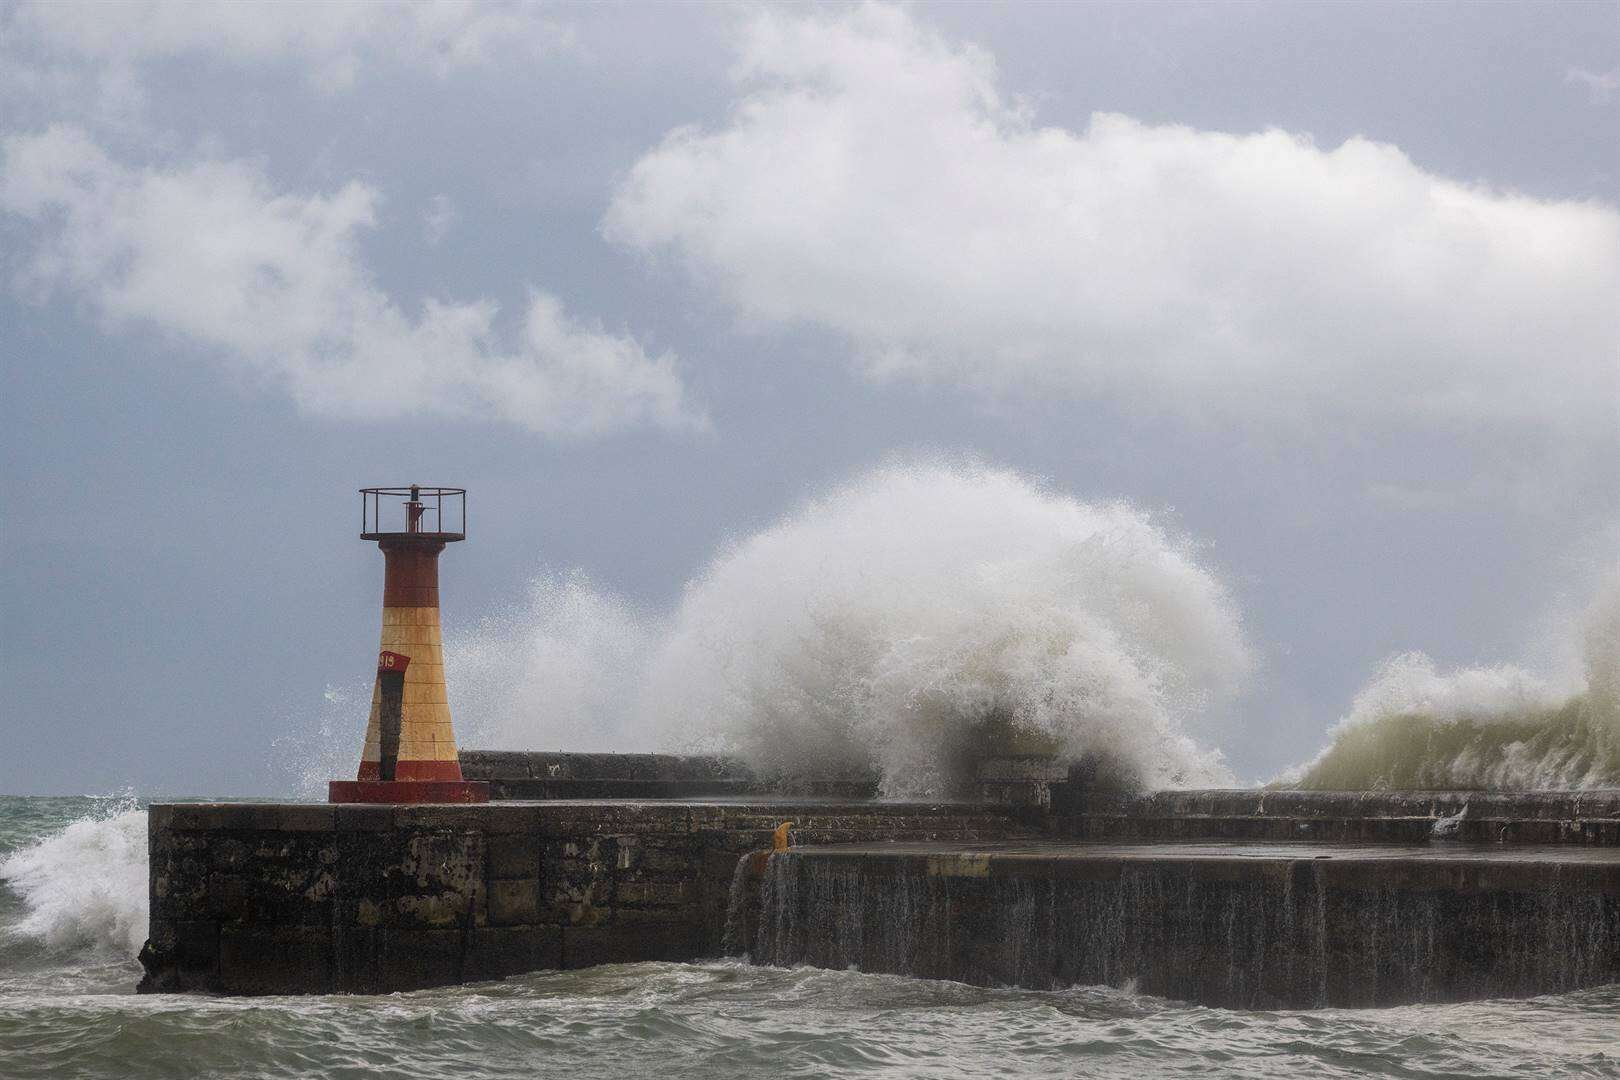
[0,802,149,958]
[418,462,1249,797]
[640,462,1250,796]
[1292,573,1620,790]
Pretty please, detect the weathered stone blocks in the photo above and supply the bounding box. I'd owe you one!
[143,786,1620,1003]
[754,843,1620,1008]
[139,798,1026,995]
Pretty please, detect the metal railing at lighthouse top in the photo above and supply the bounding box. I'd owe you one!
[359,485,466,541]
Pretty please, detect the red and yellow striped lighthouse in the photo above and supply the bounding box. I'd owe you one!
[329,485,489,804]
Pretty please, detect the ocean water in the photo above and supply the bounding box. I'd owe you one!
[3,796,1618,1078]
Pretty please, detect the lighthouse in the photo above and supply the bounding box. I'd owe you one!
[328,485,489,804]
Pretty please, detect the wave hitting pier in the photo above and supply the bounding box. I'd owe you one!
[139,754,1620,1007]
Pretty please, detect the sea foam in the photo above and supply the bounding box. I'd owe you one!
[432,462,1250,795]
[642,463,1250,795]
[1293,572,1620,789]
[0,804,149,958]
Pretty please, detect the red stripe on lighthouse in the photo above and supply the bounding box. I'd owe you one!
[380,540,445,607]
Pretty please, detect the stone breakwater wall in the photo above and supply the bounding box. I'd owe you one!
[753,842,1620,1009]
[457,751,878,800]
[458,754,1620,842]
[138,800,1025,995]
[139,753,1620,1001]
[1055,789,1620,845]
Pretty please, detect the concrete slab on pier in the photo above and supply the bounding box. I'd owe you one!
[789,838,1620,867]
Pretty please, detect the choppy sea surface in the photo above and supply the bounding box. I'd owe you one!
[3,795,1617,1080]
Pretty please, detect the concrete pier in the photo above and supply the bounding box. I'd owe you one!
[138,753,1620,1005]
[137,799,1025,995]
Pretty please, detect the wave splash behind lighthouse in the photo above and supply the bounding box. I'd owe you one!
[329,485,489,805]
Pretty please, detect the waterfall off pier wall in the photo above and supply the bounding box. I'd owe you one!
[747,842,1620,1009]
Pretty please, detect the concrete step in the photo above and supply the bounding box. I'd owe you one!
[1053,788,1620,844]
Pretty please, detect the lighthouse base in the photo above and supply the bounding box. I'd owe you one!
[328,780,490,804]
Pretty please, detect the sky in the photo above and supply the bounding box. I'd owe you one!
[0,0,1616,796]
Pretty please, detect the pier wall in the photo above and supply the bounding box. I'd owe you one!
[457,750,877,801]
[1055,788,1620,845]
[138,800,1024,995]
[140,752,1620,1003]
[751,842,1620,1009]
[460,754,1620,844]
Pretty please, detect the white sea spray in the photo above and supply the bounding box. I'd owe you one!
[641,463,1251,795]
[0,800,149,958]
[1292,572,1620,789]
[338,463,1247,796]
[451,572,659,754]
[431,462,1247,795]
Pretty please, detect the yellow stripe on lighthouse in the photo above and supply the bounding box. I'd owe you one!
[356,544,463,782]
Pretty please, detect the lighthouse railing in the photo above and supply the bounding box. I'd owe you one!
[359,486,466,540]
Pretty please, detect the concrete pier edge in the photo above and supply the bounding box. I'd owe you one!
[139,751,1620,1006]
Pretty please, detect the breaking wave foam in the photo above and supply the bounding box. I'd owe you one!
[641,463,1250,795]
[425,462,1249,796]
[1293,573,1620,790]
[0,801,149,958]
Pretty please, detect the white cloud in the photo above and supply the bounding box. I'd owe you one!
[605,6,1620,429]
[1565,66,1620,105]
[423,193,458,247]
[3,0,575,90]
[1,126,704,437]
